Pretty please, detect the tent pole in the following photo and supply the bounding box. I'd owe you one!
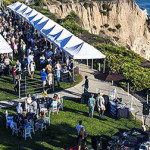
[73,60,75,81]
[99,60,101,72]
[92,59,93,70]
[103,59,106,73]
[78,60,80,74]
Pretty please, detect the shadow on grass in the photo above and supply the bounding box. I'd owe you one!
[0,87,16,95]
[0,76,13,83]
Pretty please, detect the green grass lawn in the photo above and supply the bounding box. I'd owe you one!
[0,99,141,150]
[0,70,82,101]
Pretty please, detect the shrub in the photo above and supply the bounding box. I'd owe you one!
[60,12,88,35]
[115,24,121,29]
[100,30,105,34]
[95,44,148,91]
[113,36,119,41]
[112,28,116,32]
[104,24,109,28]
[100,10,108,16]
[93,25,97,30]
[108,28,116,32]
[108,28,113,31]
[84,2,89,9]
[102,3,112,11]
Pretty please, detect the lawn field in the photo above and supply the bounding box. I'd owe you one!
[0,69,82,101]
[0,99,141,150]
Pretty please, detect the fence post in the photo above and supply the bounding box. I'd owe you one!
[25,68,27,97]
[52,74,54,92]
[127,83,130,96]
[19,79,20,99]
[73,60,75,81]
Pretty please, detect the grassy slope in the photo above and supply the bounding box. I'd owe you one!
[0,69,82,101]
[0,99,141,150]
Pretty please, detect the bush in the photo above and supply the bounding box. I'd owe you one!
[115,24,121,29]
[60,11,88,35]
[113,36,119,41]
[100,30,105,34]
[100,10,108,16]
[93,25,97,30]
[108,28,113,31]
[95,44,148,91]
[102,3,111,10]
[112,28,116,32]
[104,24,109,28]
[108,28,116,32]
[84,2,89,9]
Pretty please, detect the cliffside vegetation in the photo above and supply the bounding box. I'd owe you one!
[59,11,150,92]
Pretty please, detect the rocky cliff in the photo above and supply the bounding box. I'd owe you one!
[45,0,150,60]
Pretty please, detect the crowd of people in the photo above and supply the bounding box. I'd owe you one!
[0,9,75,95]
[7,92,63,138]
[0,6,107,150]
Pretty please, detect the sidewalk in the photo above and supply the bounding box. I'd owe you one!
[0,63,149,126]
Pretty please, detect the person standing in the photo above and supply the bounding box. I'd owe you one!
[83,76,89,93]
[30,61,35,79]
[29,99,37,114]
[96,93,106,120]
[55,61,61,88]
[16,60,21,80]
[4,56,10,76]
[88,93,95,118]
[12,64,17,84]
[26,94,32,112]
[40,68,47,88]
[16,103,23,114]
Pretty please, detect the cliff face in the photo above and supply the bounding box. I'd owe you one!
[46,0,150,60]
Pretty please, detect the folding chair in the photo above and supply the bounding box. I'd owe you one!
[50,101,58,114]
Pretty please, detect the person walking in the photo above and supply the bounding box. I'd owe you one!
[88,93,96,118]
[76,121,87,150]
[96,93,106,120]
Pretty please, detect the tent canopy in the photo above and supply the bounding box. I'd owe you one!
[0,34,13,54]
[7,2,106,60]
[63,42,106,59]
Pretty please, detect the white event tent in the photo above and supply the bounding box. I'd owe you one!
[7,2,106,72]
[0,34,13,59]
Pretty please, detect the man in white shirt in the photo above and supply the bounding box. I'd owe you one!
[16,103,23,114]
[76,120,84,135]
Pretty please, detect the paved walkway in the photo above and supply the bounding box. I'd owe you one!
[0,63,149,126]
